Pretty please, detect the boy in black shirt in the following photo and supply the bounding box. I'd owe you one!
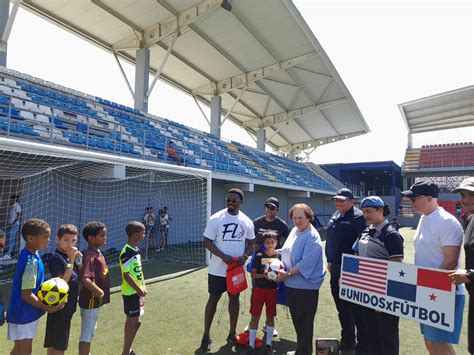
[248,231,280,355]
[44,224,82,354]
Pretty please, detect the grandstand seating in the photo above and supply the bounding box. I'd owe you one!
[403,144,474,170]
[419,143,474,168]
[0,66,338,192]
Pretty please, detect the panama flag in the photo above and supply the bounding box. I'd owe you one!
[386,264,454,308]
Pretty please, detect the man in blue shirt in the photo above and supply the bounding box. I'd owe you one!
[325,188,367,351]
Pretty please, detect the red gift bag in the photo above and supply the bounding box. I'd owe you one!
[226,259,248,295]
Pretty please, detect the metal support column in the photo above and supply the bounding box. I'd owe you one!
[210,95,221,138]
[256,128,266,151]
[134,47,150,112]
[0,0,11,66]
[407,133,413,149]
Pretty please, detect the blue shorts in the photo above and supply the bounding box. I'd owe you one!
[420,294,465,344]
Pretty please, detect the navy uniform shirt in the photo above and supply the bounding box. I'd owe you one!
[325,206,366,264]
[354,219,404,260]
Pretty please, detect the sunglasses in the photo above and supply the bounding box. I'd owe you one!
[265,204,276,211]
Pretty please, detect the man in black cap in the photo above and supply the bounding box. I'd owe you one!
[402,181,465,354]
[253,197,290,249]
[325,188,367,351]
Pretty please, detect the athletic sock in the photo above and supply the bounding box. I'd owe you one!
[265,325,274,345]
[249,328,257,348]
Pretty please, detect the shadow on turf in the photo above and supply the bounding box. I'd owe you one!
[194,338,298,354]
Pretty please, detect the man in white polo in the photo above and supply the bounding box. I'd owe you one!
[402,181,465,355]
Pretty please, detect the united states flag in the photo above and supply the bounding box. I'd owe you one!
[341,256,388,295]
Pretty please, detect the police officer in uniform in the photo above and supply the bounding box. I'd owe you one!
[354,196,404,355]
[325,188,367,351]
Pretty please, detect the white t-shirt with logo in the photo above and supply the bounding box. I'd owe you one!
[414,206,465,295]
[204,208,255,277]
[8,202,21,225]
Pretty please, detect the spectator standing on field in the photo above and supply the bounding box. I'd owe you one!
[199,188,255,353]
[5,194,21,259]
[402,181,465,355]
[325,188,368,352]
[448,177,474,354]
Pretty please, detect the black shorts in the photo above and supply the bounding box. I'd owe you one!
[208,274,228,296]
[44,310,74,350]
[123,294,141,317]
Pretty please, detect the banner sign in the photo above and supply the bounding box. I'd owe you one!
[339,254,455,331]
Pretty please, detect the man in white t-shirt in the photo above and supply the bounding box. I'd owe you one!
[199,188,255,353]
[4,195,21,259]
[402,181,465,355]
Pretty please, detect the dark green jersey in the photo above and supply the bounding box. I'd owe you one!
[119,243,144,296]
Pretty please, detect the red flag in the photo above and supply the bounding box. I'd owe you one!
[417,268,451,291]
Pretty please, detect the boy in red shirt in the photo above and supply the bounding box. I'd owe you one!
[78,221,110,355]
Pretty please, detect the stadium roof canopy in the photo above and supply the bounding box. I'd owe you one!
[19,0,369,153]
[399,85,474,134]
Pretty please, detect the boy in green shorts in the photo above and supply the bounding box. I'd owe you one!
[120,221,147,355]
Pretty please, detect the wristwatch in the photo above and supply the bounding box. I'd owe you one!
[66,263,73,269]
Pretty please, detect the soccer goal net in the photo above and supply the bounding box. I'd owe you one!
[0,138,210,284]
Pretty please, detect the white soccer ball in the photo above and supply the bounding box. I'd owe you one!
[264,259,285,281]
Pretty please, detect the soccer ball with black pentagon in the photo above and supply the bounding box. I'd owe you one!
[38,277,69,306]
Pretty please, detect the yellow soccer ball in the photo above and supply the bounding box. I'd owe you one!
[38,277,69,306]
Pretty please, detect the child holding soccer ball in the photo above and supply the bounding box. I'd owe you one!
[248,231,281,355]
[44,224,83,355]
[7,219,64,355]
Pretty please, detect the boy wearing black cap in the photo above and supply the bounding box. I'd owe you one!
[402,181,465,354]
[200,188,256,352]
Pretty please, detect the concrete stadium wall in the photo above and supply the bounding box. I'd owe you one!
[211,179,336,229]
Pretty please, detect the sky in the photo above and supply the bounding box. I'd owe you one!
[5,1,474,166]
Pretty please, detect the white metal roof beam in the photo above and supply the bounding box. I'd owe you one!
[2,0,20,43]
[184,22,290,113]
[411,119,474,133]
[91,0,142,33]
[21,1,114,52]
[243,98,348,129]
[285,131,367,152]
[192,52,318,95]
[229,9,325,140]
[113,0,224,50]
[292,66,333,79]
